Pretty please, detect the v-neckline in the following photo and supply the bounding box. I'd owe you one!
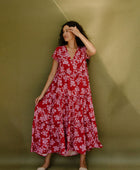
[65,45,79,61]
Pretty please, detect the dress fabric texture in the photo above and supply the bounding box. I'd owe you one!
[31,45,103,157]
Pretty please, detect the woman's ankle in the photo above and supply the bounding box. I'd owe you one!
[80,160,87,168]
[42,153,52,168]
[80,153,87,168]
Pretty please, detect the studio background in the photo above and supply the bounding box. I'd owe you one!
[0,0,140,169]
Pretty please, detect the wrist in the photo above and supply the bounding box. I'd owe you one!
[78,32,84,39]
[40,93,44,97]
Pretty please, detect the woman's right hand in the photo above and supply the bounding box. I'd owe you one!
[35,94,44,105]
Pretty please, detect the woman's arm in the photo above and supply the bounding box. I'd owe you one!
[78,33,96,56]
[35,59,58,105]
[40,59,58,96]
[68,26,96,56]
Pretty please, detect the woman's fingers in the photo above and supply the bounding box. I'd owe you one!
[68,26,80,37]
[35,95,43,105]
[35,96,39,105]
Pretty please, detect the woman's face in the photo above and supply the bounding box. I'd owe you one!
[63,25,75,42]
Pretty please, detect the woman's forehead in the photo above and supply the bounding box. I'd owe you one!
[63,25,69,31]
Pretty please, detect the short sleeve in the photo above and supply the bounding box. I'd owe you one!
[51,47,59,62]
[82,46,91,60]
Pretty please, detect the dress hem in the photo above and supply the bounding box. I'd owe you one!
[30,145,103,157]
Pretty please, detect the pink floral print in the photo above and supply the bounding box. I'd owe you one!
[31,45,103,157]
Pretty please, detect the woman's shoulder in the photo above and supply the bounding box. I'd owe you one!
[53,45,66,53]
[54,45,65,51]
[56,45,65,49]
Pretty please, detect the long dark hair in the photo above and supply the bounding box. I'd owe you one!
[58,21,89,47]
[58,21,90,65]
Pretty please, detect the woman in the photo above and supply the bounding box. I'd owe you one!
[31,21,103,170]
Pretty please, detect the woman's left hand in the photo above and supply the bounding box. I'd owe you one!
[68,26,81,37]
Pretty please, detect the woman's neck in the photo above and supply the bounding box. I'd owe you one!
[66,40,78,49]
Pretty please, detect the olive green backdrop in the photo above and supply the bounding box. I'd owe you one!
[0,0,140,169]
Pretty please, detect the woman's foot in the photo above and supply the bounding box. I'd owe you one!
[79,168,87,170]
[37,168,46,170]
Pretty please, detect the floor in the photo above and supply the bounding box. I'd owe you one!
[0,165,140,170]
[1,152,140,170]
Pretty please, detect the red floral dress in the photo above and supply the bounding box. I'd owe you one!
[31,45,103,157]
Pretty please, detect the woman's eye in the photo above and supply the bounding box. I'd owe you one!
[63,29,69,33]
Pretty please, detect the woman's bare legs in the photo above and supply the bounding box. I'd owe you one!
[42,153,52,168]
[80,153,87,168]
[41,152,87,168]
